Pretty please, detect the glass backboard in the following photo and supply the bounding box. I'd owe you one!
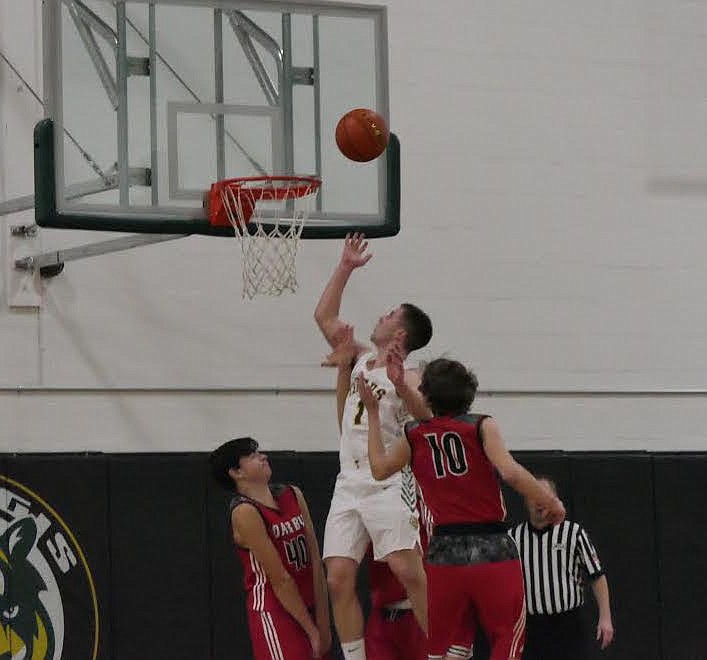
[36,0,399,238]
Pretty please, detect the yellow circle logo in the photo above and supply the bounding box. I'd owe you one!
[0,476,99,659]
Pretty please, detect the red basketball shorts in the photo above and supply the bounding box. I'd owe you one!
[366,605,474,659]
[365,606,427,660]
[426,559,526,660]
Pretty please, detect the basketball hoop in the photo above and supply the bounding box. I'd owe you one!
[208,175,321,299]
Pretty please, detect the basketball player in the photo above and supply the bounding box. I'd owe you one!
[210,438,331,659]
[324,330,472,660]
[358,356,566,660]
[314,237,433,660]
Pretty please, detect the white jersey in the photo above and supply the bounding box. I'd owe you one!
[339,351,412,483]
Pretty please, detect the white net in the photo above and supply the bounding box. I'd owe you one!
[219,177,321,299]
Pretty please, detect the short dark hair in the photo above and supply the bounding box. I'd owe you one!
[400,303,432,353]
[209,437,258,490]
[419,358,479,416]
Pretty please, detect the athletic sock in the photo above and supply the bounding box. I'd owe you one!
[341,638,366,660]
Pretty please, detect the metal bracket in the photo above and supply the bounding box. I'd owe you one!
[128,56,150,76]
[226,10,283,106]
[6,224,42,308]
[292,66,315,85]
[65,0,120,108]
[14,233,188,276]
[10,225,39,238]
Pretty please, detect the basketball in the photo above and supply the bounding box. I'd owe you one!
[335,108,390,162]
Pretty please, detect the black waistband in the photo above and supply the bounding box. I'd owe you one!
[434,522,509,536]
[381,606,412,622]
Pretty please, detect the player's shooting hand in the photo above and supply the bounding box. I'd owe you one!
[340,232,372,271]
[596,616,614,649]
[321,324,356,368]
[356,374,379,413]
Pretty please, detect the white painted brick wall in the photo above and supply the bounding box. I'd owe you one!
[1,1,706,451]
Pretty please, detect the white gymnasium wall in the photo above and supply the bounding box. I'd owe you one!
[1,0,706,452]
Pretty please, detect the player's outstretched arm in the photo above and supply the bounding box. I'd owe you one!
[231,505,322,657]
[480,418,565,524]
[321,324,357,431]
[293,486,332,656]
[314,233,372,350]
[358,374,411,480]
[335,363,352,433]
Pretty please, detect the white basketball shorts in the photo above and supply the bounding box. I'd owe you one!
[322,469,420,562]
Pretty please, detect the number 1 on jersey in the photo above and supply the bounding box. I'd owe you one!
[354,399,365,425]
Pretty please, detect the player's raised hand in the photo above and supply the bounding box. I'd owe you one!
[321,324,356,368]
[385,343,406,389]
[547,497,566,525]
[340,232,372,271]
[356,373,379,413]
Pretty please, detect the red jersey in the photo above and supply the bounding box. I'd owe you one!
[404,414,507,527]
[230,484,315,612]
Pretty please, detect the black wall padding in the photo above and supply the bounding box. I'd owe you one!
[570,452,660,660]
[108,454,211,660]
[4,454,111,660]
[653,453,707,660]
[0,450,705,660]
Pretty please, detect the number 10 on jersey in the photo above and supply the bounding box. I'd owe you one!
[425,432,469,478]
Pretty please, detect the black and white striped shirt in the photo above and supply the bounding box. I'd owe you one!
[509,521,603,615]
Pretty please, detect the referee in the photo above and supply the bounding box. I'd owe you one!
[509,477,614,660]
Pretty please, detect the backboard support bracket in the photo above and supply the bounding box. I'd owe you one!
[6,224,42,308]
[292,66,314,85]
[14,229,187,277]
[127,56,150,76]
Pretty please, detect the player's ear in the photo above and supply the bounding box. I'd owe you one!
[394,326,407,345]
[228,466,241,483]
